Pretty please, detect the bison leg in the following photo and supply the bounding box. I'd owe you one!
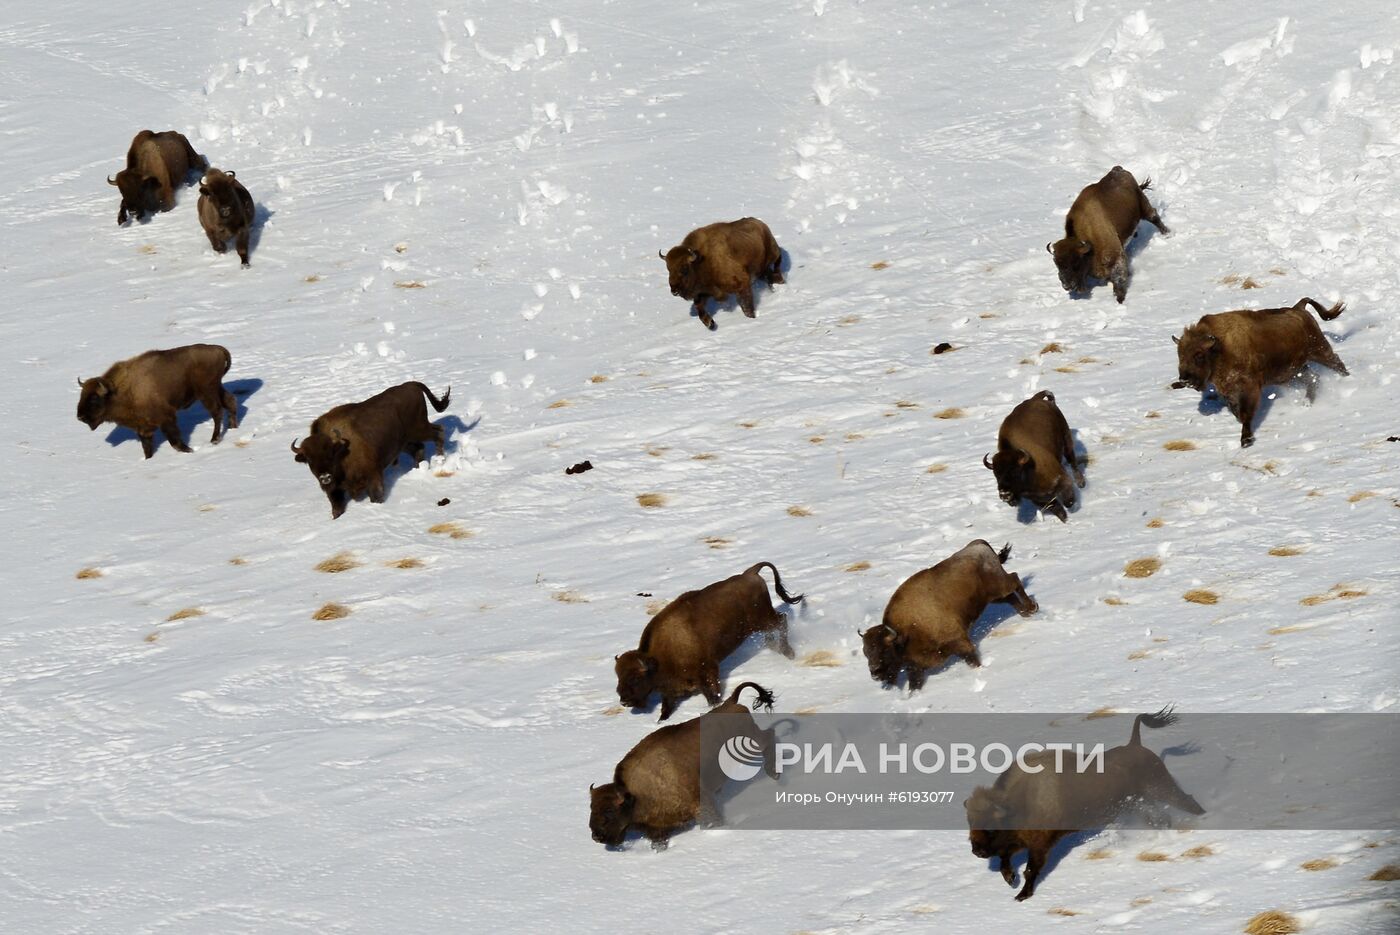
[236,229,250,267]
[1140,191,1170,235]
[1006,574,1038,617]
[207,231,227,254]
[432,423,446,456]
[906,666,928,693]
[765,261,785,287]
[701,671,723,707]
[327,488,348,520]
[199,389,226,443]
[1301,368,1320,404]
[738,283,756,318]
[768,613,795,659]
[690,296,715,330]
[1015,847,1047,901]
[1043,499,1069,523]
[161,419,192,453]
[1233,385,1261,448]
[117,203,129,226]
[658,695,681,722]
[138,430,157,460]
[999,856,1018,887]
[1311,344,1349,377]
[956,640,983,669]
[221,388,240,429]
[1108,255,1129,304]
[647,831,671,852]
[1062,435,1085,487]
[367,475,387,503]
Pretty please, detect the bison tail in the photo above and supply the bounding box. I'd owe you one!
[727,681,775,711]
[996,542,1013,564]
[749,561,804,604]
[1033,389,1056,404]
[1139,176,1153,191]
[414,382,452,412]
[1296,297,1345,321]
[1130,705,1179,746]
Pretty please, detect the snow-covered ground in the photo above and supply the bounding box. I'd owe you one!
[3,1,1398,931]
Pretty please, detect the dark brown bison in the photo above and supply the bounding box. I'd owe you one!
[197,168,255,266]
[965,706,1205,901]
[984,390,1085,522]
[590,682,776,850]
[108,130,206,225]
[1171,297,1348,447]
[616,561,803,721]
[659,217,783,330]
[76,344,238,459]
[1048,166,1168,303]
[290,382,451,519]
[862,541,1036,691]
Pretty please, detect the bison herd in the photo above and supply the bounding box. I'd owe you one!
[85,133,1354,902]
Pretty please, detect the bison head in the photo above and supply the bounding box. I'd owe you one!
[290,432,349,492]
[199,169,241,221]
[860,624,909,687]
[614,650,658,709]
[660,246,702,300]
[108,169,160,225]
[1172,327,1219,392]
[589,781,635,847]
[1048,238,1092,294]
[985,448,1035,507]
[76,377,114,430]
[964,787,1013,856]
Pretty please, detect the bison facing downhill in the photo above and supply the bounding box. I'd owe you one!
[616,562,803,721]
[965,706,1205,901]
[862,541,1036,691]
[659,217,784,330]
[290,381,451,519]
[590,682,776,850]
[76,344,238,460]
[108,130,206,225]
[1172,297,1349,447]
[984,390,1085,522]
[197,168,255,266]
[1048,166,1168,303]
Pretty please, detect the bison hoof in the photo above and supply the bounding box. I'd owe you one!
[1241,437,1255,449]
[1015,891,1033,902]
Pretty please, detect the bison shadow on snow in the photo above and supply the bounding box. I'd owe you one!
[376,413,478,497]
[246,204,274,260]
[1010,432,1088,524]
[688,248,791,329]
[1065,220,1164,301]
[103,378,264,453]
[878,576,1032,692]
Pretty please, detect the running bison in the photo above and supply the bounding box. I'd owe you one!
[965,706,1205,901]
[108,130,206,225]
[984,390,1085,521]
[291,381,451,519]
[616,561,803,721]
[197,168,255,266]
[862,541,1036,690]
[590,682,776,850]
[1171,297,1348,447]
[659,217,784,330]
[76,344,238,459]
[1048,166,1168,303]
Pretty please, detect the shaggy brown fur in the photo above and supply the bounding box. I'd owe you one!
[590,682,775,849]
[1172,297,1348,447]
[984,390,1085,521]
[1048,166,1167,303]
[197,168,255,266]
[660,217,783,330]
[76,344,237,459]
[965,707,1205,901]
[863,541,1036,690]
[291,382,451,519]
[616,562,803,721]
[108,130,205,225]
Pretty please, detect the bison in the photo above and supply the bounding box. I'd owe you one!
[616,561,803,721]
[862,540,1036,691]
[197,168,255,266]
[108,130,206,225]
[76,344,238,459]
[659,217,784,330]
[1171,297,1348,447]
[1048,166,1168,303]
[984,390,1085,522]
[590,681,776,850]
[290,381,451,519]
[965,706,1205,901]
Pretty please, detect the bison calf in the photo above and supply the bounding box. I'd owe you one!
[862,541,1035,691]
[965,707,1205,901]
[291,381,451,519]
[616,561,803,721]
[590,682,776,850]
[1172,297,1348,447]
[660,217,783,330]
[984,390,1085,522]
[76,344,238,459]
[1049,166,1167,303]
[198,168,255,266]
[108,130,206,225]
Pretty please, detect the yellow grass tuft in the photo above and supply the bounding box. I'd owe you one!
[1124,558,1162,578]
[1240,276,1263,289]
[1146,518,1165,528]
[547,399,570,409]
[800,650,843,668]
[1269,546,1305,557]
[1040,342,1064,354]
[1300,857,1337,871]
[312,603,351,621]
[1048,908,1080,917]
[787,505,813,517]
[838,315,861,327]
[1085,708,1117,720]
[870,260,890,270]
[925,463,947,474]
[315,552,360,574]
[144,632,159,643]
[434,469,454,477]
[738,420,759,429]
[1164,439,1198,451]
[645,446,669,457]
[692,452,717,461]
[76,567,103,580]
[895,400,919,409]
[138,244,158,255]
[590,374,609,383]
[1146,410,1161,419]
[166,607,205,622]
[1128,649,1154,661]
[1269,625,1311,635]
[428,521,474,539]
[1084,849,1114,861]
[844,561,872,572]
[933,407,965,420]
[1184,589,1220,605]
[1244,910,1302,935]
[1369,864,1400,881]
[808,436,825,444]
[198,503,217,513]
[637,493,668,509]
[304,273,322,283]
[1054,365,1080,374]
[1336,588,1368,600]
[1103,596,1127,606]
[702,536,732,550]
[1182,845,1216,859]
[1299,594,1331,607]
[388,557,424,569]
[393,280,426,289]
[1137,851,1172,862]
[552,590,588,604]
[846,432,865,441]
[644,598,668,616]
[602,705,625,716]
[229,557,247,566]
[1348,491,1377,503]
[1131,897,1154,907]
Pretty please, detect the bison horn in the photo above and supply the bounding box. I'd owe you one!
[289,437,302,453]
[589,783,596,791]
[107,175,117,186]
[657,249,666,260]
[982,453,994,470]
[1045,242,1052,254]
[1171,335,1179,345]
[76,377,85,388]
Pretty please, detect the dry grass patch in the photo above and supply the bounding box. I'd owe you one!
[198,503,217,513]
[1137,851,1172,862]
[552,590,588,604]
[1300,857,1337,871]
[691,452,717,461]
[1164,439,1198,451]
[602,705,625,716]
[76,567,103,580]
[546,399,571,410]
[1348,490,1377,503]
[1054,365,1080,374]
[434,469,454,478]
[589,374,609,383]
[925,463,947,474]
[702,536,732,550]
[644,598,668,616]
[1244,910,1302,934]
[837,314,861,327]
[800,650,842,668]
[1039,342,1064,354]
[166,607,205,621]
[1182,845,1216,859]
[645,445,669,457]
[312,603,351,621]
[845,432,865,441]
[137,243,158,255]
[808,436,825,444]
[1184,589,1220,605]
[1146,410,1161,419]
[1085,708,1117,720]
[1130,896,1154,907]
[637,493,668,509]
[895,400,919,409]
[229,557,248,566]
[303,273,322,283]
[870,260,890,270]
[933,407,965,420]
[738,420,759,429]
[786,505,813,517]
[1103,596,1127,606]
[144,632,160,643]
[1269,624,1312,635]
[1146,517,1165,528]
[1269,546,1305,557]
[315,552,360,574]
[388,557,425,569]
[1084,849,1114,861]
[1127,649,1154,661]
[1369,864,1400,881]
[393,280,426,289]
[1048,908,1080,917]
[428,521,474,539]
[844,561,872,572]
[1124,558,1162,578]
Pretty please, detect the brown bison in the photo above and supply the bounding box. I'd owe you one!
[1048,166,1168,303]
[590,682,776,849]
[76,344,238,459]
[659,217,784,330]
[862,541,1036,691]
[965,706,1205,901]
[984,390,1085,522]
[291,382,451,519]
[1171,297,1349,447]
[197,168,255,266]
[108,130,206,225]
[616,561,803,721]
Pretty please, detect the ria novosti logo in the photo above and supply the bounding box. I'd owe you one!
[717,735,767,782]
